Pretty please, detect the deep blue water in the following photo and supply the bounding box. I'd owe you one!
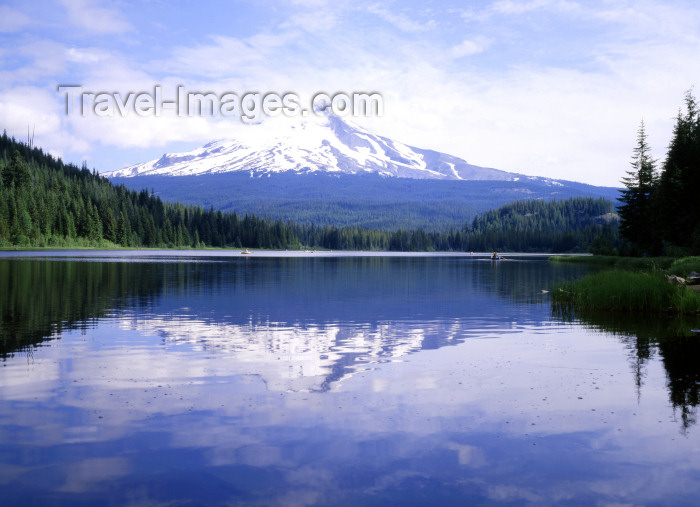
[1,252,700,506]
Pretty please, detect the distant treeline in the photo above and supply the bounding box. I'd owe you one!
[465,197,618,253]
[0,132,617,252]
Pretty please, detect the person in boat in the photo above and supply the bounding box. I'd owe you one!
[491,252,500,260]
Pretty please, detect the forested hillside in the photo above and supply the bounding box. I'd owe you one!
[466,197,618,253]
[0,132,618,252]
[0,132,303,249]
[110,172,620,232]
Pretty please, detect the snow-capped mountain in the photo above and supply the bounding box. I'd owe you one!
[103,112,517,181]
[105,111,619,231]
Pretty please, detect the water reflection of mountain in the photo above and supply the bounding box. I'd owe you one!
[119,316,467,392]
[125,257,591,391]
[554,308,700,431]
[2,256,560,385]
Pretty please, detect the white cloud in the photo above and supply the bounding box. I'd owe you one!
[285,11,338,32]
[0,5,33,32]
[451,39,489,59]
[65,47,106,64]
[0,40,72,88]
[165,32,300,80]
[490,0,580,15]
[592,1,700,46]
[366,4,433,32]
[288,0,330,6]
[58,0,133,35]
[0,85,89,159]
[459,0,580,23]
[491,0,551,15]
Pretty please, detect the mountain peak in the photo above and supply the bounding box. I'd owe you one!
[102,113,517,181]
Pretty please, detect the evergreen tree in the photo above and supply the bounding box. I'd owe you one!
[3,150,31,189]
[618,120,658,253]
[116,211,129,245]
[655,90,700,252]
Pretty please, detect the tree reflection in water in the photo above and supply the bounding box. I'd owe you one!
[553,306,700,431]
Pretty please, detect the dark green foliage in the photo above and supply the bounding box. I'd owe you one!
[655,91,700,253]
[284,197,617,253]
[552,270,700,314]
[551,255,700,316]
[618,120,658,253]
[550,255,675,271]
[620,89,700,255]
[465,197,618,253]
[666,256,700,278]
[0,132,304,250]
[3,150,31,189]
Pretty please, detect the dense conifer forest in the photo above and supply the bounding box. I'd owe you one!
[465,198,617,253]
[0,131,617,252]
[113,172,619,233]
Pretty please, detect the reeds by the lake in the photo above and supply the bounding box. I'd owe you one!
[552,269,700,314]
[550,255,675,271]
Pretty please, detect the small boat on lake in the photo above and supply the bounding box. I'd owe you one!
[241,250,252,255]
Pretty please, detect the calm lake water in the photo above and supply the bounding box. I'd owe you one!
[2,251,700,506]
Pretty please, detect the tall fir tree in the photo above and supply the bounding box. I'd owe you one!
[655,90,700,252]
[3,150,31,189]
[618,120,658,253]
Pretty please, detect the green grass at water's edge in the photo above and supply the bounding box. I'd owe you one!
[550,254,700,276]
[666,257,700,277]
[551,260,700,314]
[549,254,676,271]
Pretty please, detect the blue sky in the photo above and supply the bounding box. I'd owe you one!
[1,0,699,186]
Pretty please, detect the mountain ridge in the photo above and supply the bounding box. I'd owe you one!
[104,112,619,232]
[104,113,522,182]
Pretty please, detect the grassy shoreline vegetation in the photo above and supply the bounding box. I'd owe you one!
[549,254,675,270]
[551,256,700,314]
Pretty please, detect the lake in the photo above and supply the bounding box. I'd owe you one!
[1,251,700,506]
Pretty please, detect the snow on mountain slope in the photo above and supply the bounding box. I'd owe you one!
[103,113,517,181]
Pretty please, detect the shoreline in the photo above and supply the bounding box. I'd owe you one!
[551,255,700,314]
[0,249,581,259]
